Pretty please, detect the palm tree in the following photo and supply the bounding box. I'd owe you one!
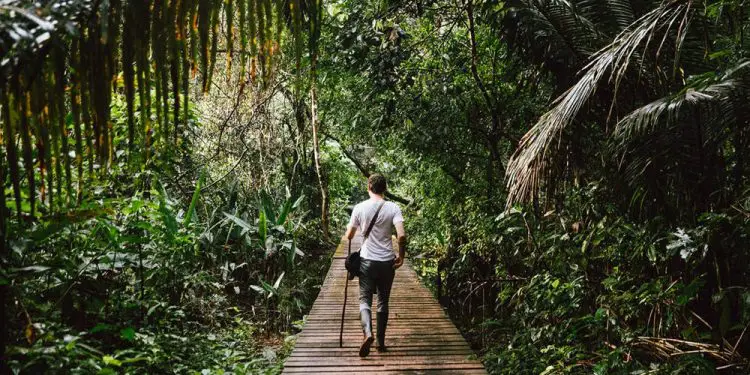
[502,0,750,220]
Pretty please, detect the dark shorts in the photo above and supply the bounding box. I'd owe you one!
[358,258,395,313]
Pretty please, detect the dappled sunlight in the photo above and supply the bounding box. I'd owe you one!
[2,0,750,373]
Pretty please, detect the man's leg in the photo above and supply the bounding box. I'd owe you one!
[358,260,375,357]
[376,260,396,351]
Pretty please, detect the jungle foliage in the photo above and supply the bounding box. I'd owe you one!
[2,0,331,372]
[3,0,750,373]
[315,0,750,373]
[2,86,330,373]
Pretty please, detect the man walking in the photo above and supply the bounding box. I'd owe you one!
[342,174,407,357]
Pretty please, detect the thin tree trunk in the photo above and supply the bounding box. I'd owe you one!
[467,0,503,202]
[0,130,7,374]
[466,0,499,134]
[310,54,330,240]
[487,138,499,202]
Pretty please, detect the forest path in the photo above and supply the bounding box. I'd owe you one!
[281,234,487,374]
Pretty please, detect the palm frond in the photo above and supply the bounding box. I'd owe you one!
[614,61,750,143]
[613,60,750,193]
[503,0,641,85]
[578,0,636,35]
[0,0,319,217]
[502,0,597,83]
[505,0,695,206]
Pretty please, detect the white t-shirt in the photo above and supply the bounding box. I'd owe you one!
[348,199,404,261]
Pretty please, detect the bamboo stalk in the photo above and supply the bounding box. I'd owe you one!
[1,82,22,217]
[123,5,136,158]
[207,1,220,91]
[17,79,36,217]
[199,0,210,92]
[70,40,84,203]
[171,0,181,143]
[34,78,51,210]
[48,70,63,210]
[238,0,247,79]
[225,0,234,77]
[79,35,94,178]
[55,47,72,206]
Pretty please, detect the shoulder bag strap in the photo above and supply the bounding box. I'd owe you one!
[363,201,385,239]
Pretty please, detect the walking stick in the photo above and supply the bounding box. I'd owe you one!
[339,239,350,348]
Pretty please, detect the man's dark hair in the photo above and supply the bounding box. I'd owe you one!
[368,174,387,194]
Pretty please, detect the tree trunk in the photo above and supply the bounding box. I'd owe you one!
[486,137,499,203]
[467,0,503,202]
[0,143,8,374]
[310,53,330,240]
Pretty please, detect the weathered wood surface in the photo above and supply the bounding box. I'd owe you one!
[282,235,487,374]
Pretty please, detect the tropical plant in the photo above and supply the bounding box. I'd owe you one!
[1,0,322,219]
[5,0,750,373]
[503,0,750,219]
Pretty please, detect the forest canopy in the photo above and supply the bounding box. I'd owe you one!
[2,0,750,373]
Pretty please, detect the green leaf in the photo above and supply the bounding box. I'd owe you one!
[259,279,276,299]
[156,183,177,238]
[10,266,52,274]
[184,171,205,227]
[647,245,658,263]
[120,327,135,341]
[276,198,293,226]
[258,210,267,248]
[223,212,255,232]
[250,285,265,295]
[102,355,122,367]
[260,190,277,224]
[292,194,305,210]
[120,357,149,364]
[274,272,285,289]
[90,323,116,334]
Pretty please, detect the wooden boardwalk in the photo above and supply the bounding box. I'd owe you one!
[282,235,487,374]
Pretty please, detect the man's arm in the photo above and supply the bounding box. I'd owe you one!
[394,221,407,269]
[342,224,358,242]
[342,206,359,242]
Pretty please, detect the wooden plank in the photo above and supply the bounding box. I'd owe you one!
[284,355,480,364]
[283,363,487,373]
[289,344,473,352]
[300,325,460,331]
[290,371,487,375]
[282,235,486,374]
[294,339,471,346]
[289,349,475,357]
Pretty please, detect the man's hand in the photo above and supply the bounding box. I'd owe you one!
[393,254,404,269]
[394,225,407,270]
[342,226,356,243]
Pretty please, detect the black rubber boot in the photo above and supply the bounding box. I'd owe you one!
[359,309,374,357]
[376,311,388,352]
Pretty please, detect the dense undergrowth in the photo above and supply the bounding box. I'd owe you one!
[5,0,750,373]
[406,179,750,374]
[7,185,328,373]
[3,94,331,373]
[314,0,750,372]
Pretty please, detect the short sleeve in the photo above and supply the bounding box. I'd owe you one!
[392,203,404,224]
[348,204,360,228]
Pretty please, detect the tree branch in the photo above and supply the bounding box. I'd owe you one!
[323,132,413,206]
